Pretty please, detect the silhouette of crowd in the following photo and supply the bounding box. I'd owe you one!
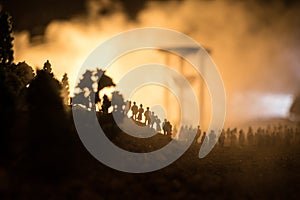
[176,124,300,148]
[98,95,171,136]
[77,81,300,148]
[72,69,300,147]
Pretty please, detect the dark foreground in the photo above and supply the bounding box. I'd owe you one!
[2,144,300,199]
[1,113,300,199]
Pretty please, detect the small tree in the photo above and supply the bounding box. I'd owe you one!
[73,69,115,110]
[27,69,62,110]
[12,61,34,87]
[61,73,70,105]
[73,70,94,109]
[0,11,14,67]
[43,60,53,77]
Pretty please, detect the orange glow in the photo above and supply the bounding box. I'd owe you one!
[13,0,299,127]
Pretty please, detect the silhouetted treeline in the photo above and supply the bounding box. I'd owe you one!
[0,11,78,181]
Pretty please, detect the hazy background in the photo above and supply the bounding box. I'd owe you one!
[1,0,300,127]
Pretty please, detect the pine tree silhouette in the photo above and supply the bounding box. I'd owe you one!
[0,11,14,68]
[61,73,70,106]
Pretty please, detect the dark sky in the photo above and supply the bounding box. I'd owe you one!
[2,0,298,36]
[0,0,150,35]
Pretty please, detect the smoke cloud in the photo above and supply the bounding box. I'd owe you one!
[13,0,300,126]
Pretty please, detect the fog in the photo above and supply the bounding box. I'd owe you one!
[13,0,300,126]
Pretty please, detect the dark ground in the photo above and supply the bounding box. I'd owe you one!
[1,112,300,200]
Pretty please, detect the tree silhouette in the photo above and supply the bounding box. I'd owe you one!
[0,11,14,68]
[27,69,62,110]
[12,61,34,87]
[73,70,94,109]
[74,69,115,111]
[0,11,16,161]
[10,62,35,110]
[26,68,74,180]
[43,60,53,77]
[0,61,34,161]
[61,73,70,106]
[95,69,115,91]
[95,69,115,107]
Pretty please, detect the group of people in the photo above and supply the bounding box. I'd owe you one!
[98,93,300,146]
[129,101,150,123]
[179,124,300,148]
[99,93,174,135]
[127,101,173,135]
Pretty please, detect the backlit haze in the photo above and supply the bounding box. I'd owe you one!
[9,0,300,128]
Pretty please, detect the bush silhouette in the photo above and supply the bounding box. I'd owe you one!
[25,67,76,181]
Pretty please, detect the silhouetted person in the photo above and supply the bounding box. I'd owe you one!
[150,111,155,128]
[256,127,264,147]
[101,94,111,114]
[144,107,151,125]
[219,129,225,147]
[155,116,161,133]
[131,102,138,120]
[162,119,172,136]
[230,129,237,146]
[239,129,245,146]
[137,104,144,121]
[162,119,168,135]
[247,126,254,146]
